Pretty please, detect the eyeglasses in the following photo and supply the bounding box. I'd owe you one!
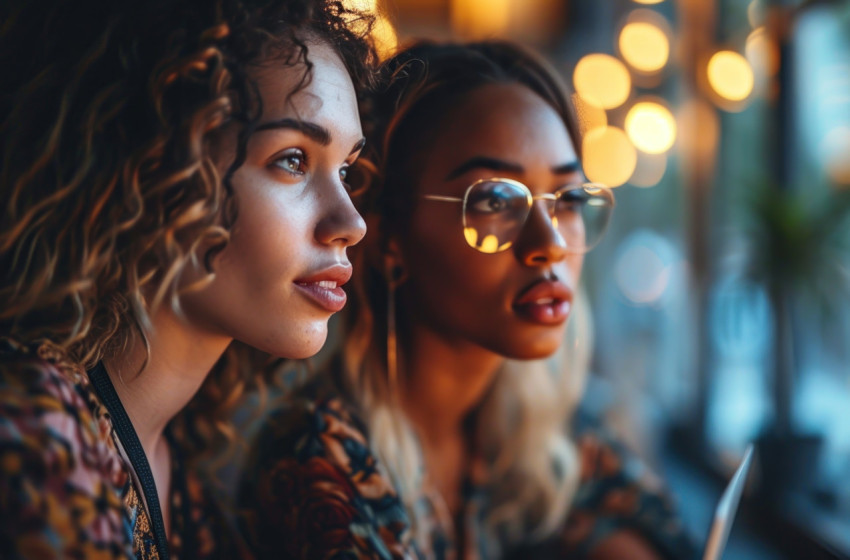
[422,178,614,254]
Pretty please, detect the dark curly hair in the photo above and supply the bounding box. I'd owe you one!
[0,0,377,461]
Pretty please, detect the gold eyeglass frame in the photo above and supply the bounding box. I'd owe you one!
[421,177,615,254]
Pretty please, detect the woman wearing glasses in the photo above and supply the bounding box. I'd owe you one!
[0,0,372,557]
[241,41,695,559]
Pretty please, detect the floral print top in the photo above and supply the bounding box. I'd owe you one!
[239,380,697,560]
[0,338,248,560]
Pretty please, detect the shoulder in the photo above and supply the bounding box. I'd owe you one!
[0,339,132,559]
[240,382,412,560]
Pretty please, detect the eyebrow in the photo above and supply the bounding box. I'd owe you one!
[255,118,331,146]
[444,156,582,181]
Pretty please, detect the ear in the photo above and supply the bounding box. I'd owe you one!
[361,216,407,286]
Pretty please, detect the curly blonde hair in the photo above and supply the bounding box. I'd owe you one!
[0,0,377,463]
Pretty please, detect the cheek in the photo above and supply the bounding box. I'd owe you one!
[223,178,312,281]
[404,225,513,323]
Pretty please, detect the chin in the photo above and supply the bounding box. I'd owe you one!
[498,331,564,361]
[257,322,329,360]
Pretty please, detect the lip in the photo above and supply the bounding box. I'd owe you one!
[512,278,574,325]
[293,264,353,313]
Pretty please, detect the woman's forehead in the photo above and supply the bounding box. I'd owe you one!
[252,41,360,135]
[426,83,577,174]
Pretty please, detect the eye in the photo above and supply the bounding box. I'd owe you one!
[467,182,525,216]
[468,191,513,214]
[271,149,306,176]
[339,165,349,184]
[555,186,588,213]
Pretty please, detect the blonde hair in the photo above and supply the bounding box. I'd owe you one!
[337,270,591,550]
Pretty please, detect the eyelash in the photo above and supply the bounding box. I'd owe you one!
[270,148,354,189]
[272,149,306,176]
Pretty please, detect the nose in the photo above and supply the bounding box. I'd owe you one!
[513,201,567,266]
[315,179,367,247]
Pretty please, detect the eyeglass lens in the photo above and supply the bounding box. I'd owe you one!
[462,180,612,254]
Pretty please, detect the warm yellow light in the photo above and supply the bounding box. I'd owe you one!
[633,0,665,4]
[746,27,779,77]
[464,227,478,247]
[708,51,755,102]
[573,54,631,109]
[451,0,511,39]
[479,234,500,253]
[625,101,677,154]
[619,22,669,73]
[630,152,667,187]
[571,94,607,136]
[582,126,637,187]
[344,0,378,11]
[341,0,396,59]
[372,15,398,60]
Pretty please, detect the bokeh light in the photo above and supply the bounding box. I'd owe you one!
[708,51,755,102]
[625,101,677,154]
[342,0,396,59]
[373,15,398,60]
[615,230,675,305]
[820,126,850,186]
[583,126,637,187]
[619,21,670,73]
[572,94,607,137]
[451,0,510,38]
[745,27,780,78]
[573,54,632,109]
[344,0,377,10]
[633,0,665,4]
[630,151,667,187]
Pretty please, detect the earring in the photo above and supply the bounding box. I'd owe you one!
[385,263,405,399]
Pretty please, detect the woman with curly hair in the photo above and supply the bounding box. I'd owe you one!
[241,41,696,559]
[0,0,374,558]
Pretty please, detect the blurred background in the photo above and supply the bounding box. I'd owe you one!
[348,0,850,557]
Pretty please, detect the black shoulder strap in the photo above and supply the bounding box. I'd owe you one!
[88,362,171,560]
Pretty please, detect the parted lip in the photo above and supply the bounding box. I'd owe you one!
[513,277,573,306]
[294,264,353,286]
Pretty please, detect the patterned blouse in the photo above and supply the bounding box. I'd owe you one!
[239,380,697,560]
[0,338,248,560]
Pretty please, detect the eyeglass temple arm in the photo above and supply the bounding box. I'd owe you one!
[422,195,463,202]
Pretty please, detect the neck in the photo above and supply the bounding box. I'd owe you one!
[400,323,504,446]
[102,305,232,459]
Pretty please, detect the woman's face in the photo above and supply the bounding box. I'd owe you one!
[399,82,584,360]
[182,40,367,359]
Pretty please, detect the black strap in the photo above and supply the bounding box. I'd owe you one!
[88,362,171,560]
